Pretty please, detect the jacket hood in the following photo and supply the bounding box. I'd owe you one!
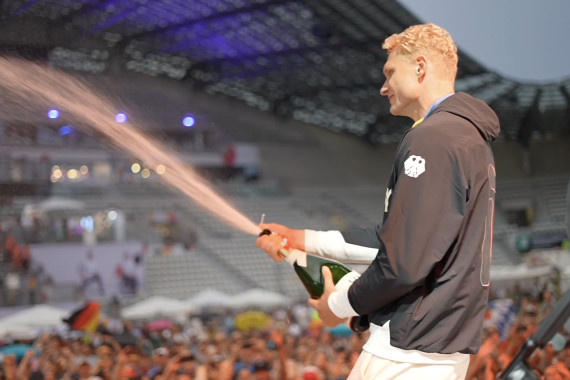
[435,92,501,142]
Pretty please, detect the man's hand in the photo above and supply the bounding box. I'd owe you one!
[256,223,306,262]
[309,266,345,327]
[256,228,287,262]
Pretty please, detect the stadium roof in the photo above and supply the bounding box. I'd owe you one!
[1,0,569,144]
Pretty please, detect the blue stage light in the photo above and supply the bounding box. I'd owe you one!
[59,125,74,136]
[183,116,195,127]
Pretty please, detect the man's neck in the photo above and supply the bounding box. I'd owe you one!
[413,84,455,122]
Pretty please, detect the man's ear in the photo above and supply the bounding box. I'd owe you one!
[416,56,427,77]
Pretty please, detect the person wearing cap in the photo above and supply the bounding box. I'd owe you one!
[146,347,170,379]
[252,359,271,380]
[92,354,114,380]
[161,350,197,379]
[71,357,93,380]
[301,366,324,380]
[257,22,500,380]
[177,351,197,377]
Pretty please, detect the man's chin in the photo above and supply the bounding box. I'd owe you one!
[389,105,401,116]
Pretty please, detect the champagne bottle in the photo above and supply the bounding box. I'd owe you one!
[292,253,354,299]
[258,229,370,332]
[259,229,354,299]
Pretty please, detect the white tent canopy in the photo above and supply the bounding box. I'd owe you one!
[188,289,231,309]
[22,196,86,216]
[37,196,86,211]
[228,288,292,310]
[121,296,193,320]
[21,196,87,227]
[0,304,69,338]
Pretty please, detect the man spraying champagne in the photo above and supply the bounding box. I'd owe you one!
[257,23,500,380]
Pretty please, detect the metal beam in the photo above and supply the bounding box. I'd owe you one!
[121,0,292,43]
[52,0,118,26]
[560,83,570,106]
[310,0,386,41]
[188,38,377,71]
[0,0,6,20]
[321,0,397,38]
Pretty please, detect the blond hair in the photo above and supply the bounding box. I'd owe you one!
[383,23,458,81]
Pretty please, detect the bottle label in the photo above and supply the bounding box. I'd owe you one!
[283,249,307,267]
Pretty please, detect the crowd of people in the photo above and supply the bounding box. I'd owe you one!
[467,285,570,379]
[0,280,568,380]
[0,301,364,380]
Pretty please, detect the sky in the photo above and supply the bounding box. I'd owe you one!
[398,0,570,83]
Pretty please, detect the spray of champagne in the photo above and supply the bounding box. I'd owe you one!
[0,57,261,236]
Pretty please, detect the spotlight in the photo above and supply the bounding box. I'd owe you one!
[107,210,118,221]
[80,216,94,233]
[59,125,74,136]
[115,112,128,123]
[52,167,63,179]
[48,109,60,119]
[156,164,166,175]
[182,115,195,127]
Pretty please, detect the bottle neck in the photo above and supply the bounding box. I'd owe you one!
[280,248,307,267]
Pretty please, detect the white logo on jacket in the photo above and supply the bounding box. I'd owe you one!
[404,155,425,178]
[384,188,392,212]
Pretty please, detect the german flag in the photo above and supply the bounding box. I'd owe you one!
[63,301,101,333]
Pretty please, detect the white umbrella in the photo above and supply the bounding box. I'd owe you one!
[228,288,292,310]
[121,296,193,320]
[188,289,231,309]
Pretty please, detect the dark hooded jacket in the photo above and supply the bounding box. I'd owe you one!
[344,92,501,354]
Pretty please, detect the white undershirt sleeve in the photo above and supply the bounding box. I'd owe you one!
[328,271,360,318]
[304,229,377,264]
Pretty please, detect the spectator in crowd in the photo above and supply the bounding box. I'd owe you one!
[116,251,138,295]
[541,288,557,318]
[5,266,22,306]
[543,340,570,380]
[77,250,105,297]
[35,265,55,304]
[11,243,31,272]
[223,144,237,180]
[231,340,257,376]
[146,347,170,379]
[3,234,18,266]
[0,275,4,306]
[27,271,39,305]
[7,218,26,246]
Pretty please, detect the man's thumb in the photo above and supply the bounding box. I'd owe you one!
[322,266,333,285]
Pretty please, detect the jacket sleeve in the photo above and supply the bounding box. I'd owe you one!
[347,127,467,315]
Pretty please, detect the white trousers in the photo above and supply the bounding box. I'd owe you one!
[347,351,470,380]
